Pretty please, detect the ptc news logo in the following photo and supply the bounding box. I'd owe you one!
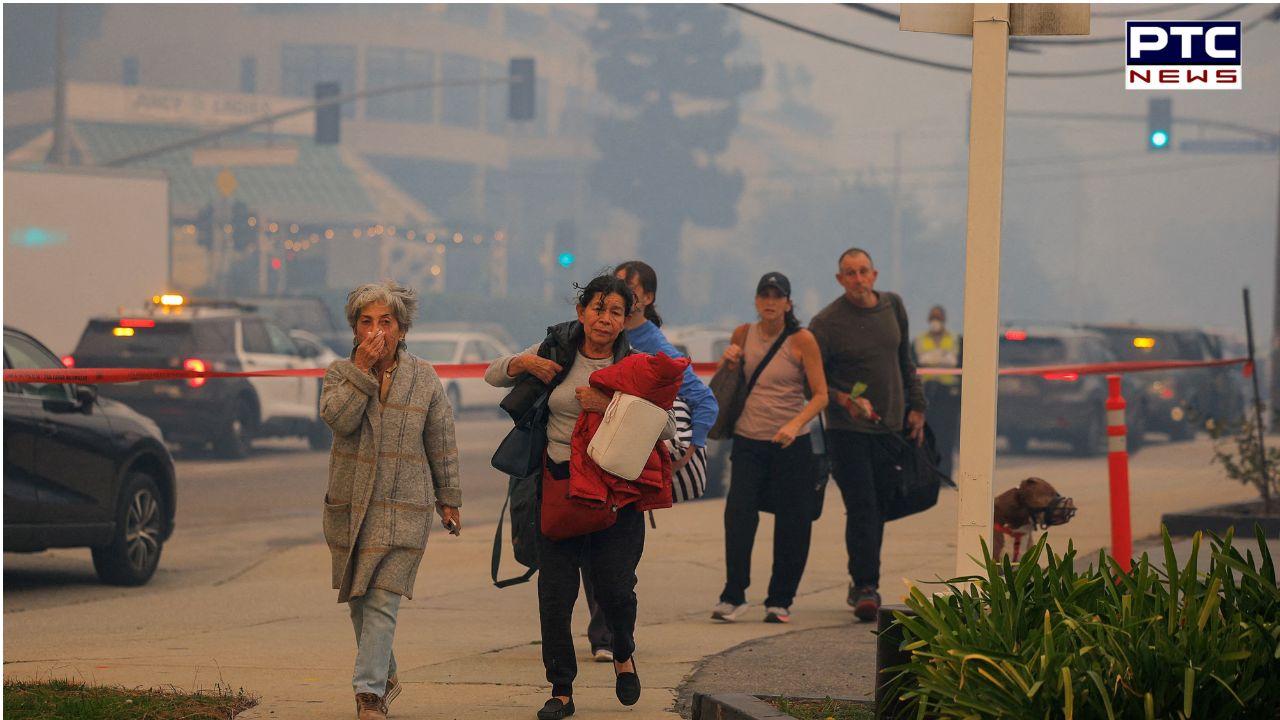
[1126,21,1241,90]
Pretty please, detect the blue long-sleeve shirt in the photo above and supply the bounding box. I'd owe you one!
[626,320,719,447]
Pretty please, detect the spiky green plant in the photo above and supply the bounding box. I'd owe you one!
[884,526,1280,719]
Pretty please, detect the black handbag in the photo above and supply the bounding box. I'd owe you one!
[880,422,953,522]
[491,391,551,478]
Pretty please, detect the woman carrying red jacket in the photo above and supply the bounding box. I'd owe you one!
[485,274,677,720]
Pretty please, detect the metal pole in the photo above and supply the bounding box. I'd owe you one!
[103,76,512,168]
[46,5,69,165]
[890,129,903,289]
[955,3,1010,577]
[1270,144,1280,429]
[1244,288,1271,511]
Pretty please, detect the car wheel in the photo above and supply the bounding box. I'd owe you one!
[91,472,165,586]
[447,384,462,413]
[214,397,254,459]
[1072,413,1107,457]
[1006,432,1029,455]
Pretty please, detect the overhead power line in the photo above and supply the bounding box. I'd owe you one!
[842,3,1250,45]
[727,3,1279,79]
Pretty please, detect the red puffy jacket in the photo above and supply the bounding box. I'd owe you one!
[568,352,689,512]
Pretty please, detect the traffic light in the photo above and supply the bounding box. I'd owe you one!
[194,203,214,250]
[1147,96,1172,152]
[554,219,576,269]
[509,58,536,121]
[231,200,253,250]
[315,81,341,145]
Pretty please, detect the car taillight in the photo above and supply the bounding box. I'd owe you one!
[1004,330,1028,341]
[61,355,75,368]
[184,357,207,388]
[1043,372,1079,382]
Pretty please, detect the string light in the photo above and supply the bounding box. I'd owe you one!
[452,233,463,244]
[406,230,416,240]
[247,217,257,227]
[353,228,362,238]
[268,222,279,233]
[324,229,334,240]
[290,223,299,234]
[430,265,442,276]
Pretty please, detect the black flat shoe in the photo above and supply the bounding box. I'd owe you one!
[537,697,575,720]
[615,659,641,706]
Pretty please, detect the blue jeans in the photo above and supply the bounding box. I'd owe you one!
[348,587,401,696]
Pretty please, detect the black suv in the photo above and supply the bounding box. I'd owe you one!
[5,326,177,585]
[998,326,1146,456]
[1083,324,1246,440]
[68,300,328,458]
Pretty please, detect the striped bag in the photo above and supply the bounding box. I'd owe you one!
[667,398,709,503]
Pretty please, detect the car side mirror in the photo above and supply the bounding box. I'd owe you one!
[76,384,98,412]
[295,342,318,359]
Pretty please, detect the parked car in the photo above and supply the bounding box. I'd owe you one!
[401,331,514,412]
[289,328,343,369]
[1082,324,1246,440]
[998,326,1146,456]
[66,296,328,457]
[5,326,177,585]
[213,295,348,355]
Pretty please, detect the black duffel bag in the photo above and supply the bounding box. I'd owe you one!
[880,422,953,522]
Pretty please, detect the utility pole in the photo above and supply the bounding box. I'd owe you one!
[890,129,903,289]
[1272,132,1280,425]
[901,2,1089,577]
[46,5,69,165]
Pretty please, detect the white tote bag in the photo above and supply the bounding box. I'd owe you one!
[588,391,670,481]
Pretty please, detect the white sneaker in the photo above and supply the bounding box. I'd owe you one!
[764,606,791,624]
[592,647,614,662]
[710,602,749,622]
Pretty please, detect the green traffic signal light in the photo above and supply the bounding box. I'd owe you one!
[1147,97,1172,152]
[1150,130,1169,149]
[557,252,576,268]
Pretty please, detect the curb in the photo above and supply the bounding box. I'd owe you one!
[1160,501,1280,537]
[691,692,874,720]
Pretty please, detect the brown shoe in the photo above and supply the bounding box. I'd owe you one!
[356,692,387,720]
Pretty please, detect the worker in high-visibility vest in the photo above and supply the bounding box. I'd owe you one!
[913,305,961,477]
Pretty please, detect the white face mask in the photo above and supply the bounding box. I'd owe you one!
[929,319,944,334]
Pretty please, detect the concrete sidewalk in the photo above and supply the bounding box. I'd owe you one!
[3,438,1258,719]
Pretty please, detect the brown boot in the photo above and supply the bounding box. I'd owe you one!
[355,692,386,720]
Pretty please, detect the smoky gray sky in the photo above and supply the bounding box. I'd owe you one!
[735,3,1280,337]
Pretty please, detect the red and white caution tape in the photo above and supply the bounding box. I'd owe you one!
[3,357,1251,385]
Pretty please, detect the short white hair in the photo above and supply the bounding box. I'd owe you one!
[344,280,418,332]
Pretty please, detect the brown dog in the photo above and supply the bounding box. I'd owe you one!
[992,477,1077,559]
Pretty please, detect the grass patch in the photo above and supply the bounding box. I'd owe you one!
[766,696,875,720]
[3,680,257,720]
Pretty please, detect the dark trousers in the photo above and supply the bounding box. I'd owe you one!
[582,570,611,651]
[720,435,816,609]
[828,429,895,589]
[925,382,960,477]
[538,503,645,697]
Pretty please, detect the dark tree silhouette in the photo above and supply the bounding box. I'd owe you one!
[588,4,762,302]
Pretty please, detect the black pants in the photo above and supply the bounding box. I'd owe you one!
[538,501,644,697]
[828,429,896,589]
[720,435,816,609]
[925,382,960,477]
[582,570,611,652]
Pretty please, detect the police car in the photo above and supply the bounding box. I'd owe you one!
[66,295,330,458]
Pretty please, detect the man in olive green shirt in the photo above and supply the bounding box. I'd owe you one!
[809,248,926,622]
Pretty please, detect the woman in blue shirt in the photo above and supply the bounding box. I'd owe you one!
[614,261,719,478]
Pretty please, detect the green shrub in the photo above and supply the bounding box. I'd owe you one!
[886,527,1280,719]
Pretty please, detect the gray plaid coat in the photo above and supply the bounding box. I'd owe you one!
[320,350,462,603]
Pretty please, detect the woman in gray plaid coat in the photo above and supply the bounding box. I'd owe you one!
[320,280,462,720]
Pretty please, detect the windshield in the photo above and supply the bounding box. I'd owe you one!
[999,338,1067,367]
[405,340,458,363]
